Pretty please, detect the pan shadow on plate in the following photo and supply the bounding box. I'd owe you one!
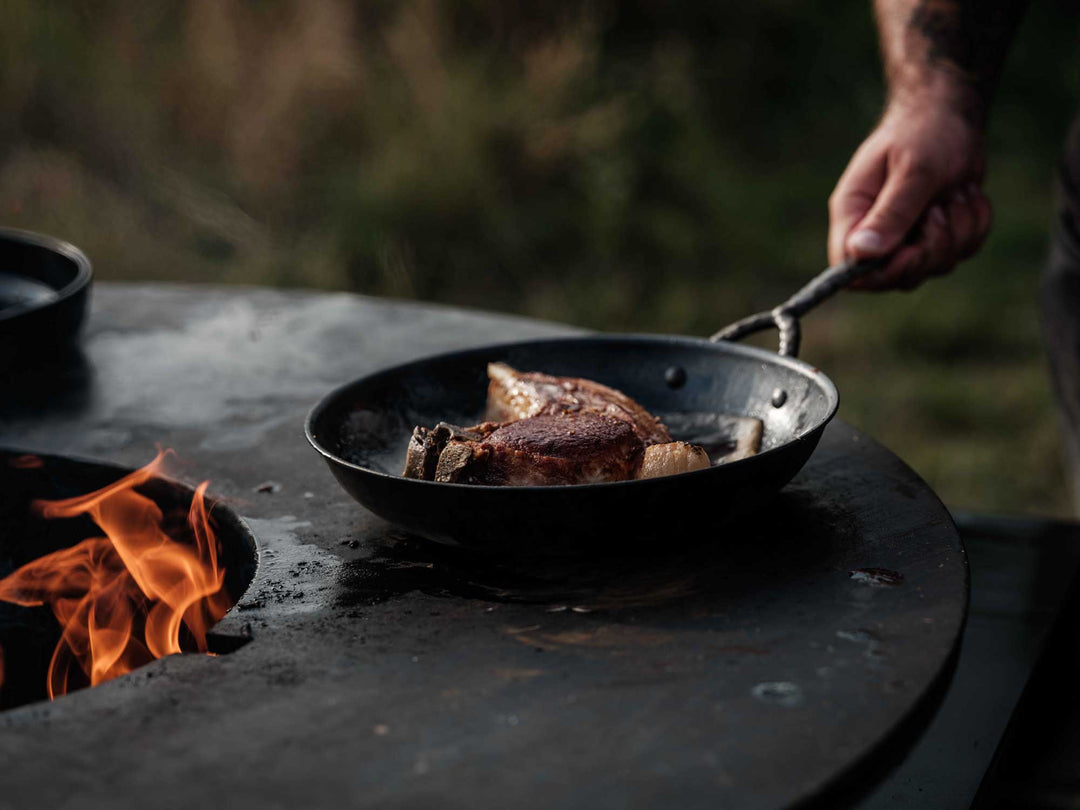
[0,347,93,419]
[335,487,835,615]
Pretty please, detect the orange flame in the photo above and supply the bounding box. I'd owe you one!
[0,452,230,699]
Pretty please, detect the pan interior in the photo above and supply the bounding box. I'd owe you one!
[311,336,837,479]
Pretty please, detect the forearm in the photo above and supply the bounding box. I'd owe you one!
[874,0,1029,127]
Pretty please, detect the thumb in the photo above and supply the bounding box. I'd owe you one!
[847,163,939,259]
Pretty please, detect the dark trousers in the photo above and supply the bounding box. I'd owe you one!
[1041,204,1080,508]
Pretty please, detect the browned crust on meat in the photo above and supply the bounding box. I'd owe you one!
[486,363,672,445]
[433,412,645,486]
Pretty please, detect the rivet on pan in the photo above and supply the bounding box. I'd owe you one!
[664,366,687,389]
[771,388,788,408]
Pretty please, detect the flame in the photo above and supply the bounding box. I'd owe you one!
[0,451,230,699]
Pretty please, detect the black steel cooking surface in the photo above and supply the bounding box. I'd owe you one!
[0,284,967,810]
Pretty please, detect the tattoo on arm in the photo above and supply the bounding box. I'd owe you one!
[907,0,1029,123]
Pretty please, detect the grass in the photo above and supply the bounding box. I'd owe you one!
[1,0,1077,515]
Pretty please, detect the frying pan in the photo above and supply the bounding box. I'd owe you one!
[306,260,880,554]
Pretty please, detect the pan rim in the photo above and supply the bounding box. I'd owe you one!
[304,333,840,492]
[0,227,94,323]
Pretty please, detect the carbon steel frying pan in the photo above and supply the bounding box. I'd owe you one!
[306,261,880,554]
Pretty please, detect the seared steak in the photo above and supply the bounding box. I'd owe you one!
[432,412,645,486]
[400,365,764,486]
[486,362,672,445]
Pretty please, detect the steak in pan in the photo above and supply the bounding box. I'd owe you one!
[402,364,751,485]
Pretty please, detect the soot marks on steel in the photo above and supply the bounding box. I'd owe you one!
[849,568,904,587]
[229,516,337,617]
[836,627,888,665]
[335,491,836,611]
[752,681,804,708]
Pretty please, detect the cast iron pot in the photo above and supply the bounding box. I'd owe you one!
[0,227,93,369]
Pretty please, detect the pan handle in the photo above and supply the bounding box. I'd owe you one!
[709,258,885,357]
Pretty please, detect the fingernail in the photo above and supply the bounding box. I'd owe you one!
[929,205,947,226]
[849,230,883,254]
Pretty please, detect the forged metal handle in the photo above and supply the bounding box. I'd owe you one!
[709,258,885,357]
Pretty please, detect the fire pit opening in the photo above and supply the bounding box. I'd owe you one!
[0,450,258,711]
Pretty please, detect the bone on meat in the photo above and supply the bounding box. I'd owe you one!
[636,441,711,479]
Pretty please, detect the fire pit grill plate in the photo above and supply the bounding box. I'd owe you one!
[0,284,967,810]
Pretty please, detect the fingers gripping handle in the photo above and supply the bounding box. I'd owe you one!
[709,259,884,357]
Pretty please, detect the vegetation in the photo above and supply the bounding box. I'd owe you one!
[1,0,1077,514]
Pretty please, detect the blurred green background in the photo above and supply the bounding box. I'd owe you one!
[1,0,1077,515]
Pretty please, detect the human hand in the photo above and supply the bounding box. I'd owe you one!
[827,101,993,290]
